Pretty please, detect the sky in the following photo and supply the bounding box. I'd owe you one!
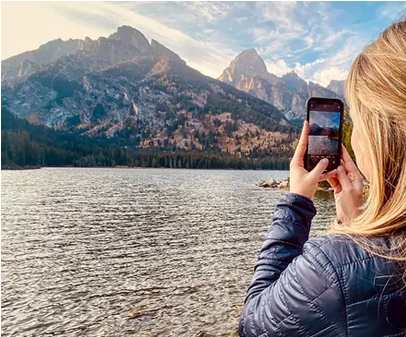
[1,1,405,86]
[309,111,340,128]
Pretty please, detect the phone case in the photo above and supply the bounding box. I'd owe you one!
[304,97,344,172]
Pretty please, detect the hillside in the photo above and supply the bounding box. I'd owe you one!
[1,26,298,169]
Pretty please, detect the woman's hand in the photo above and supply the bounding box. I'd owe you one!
[290,121,337,200]
[327,145,364,223]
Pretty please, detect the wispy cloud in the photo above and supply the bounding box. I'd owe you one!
[178,2,233,23]
[2,2,235,78]
[380,2,406,20]
[311,35,367,86]
[2,1,406,85]
[265,34,366,87]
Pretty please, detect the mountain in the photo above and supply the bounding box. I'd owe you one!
[327,80,345,97]
[1,26,297,169]
[219,49,279,86]
[2,38,93,81]
[310,122,339,138]
[280,70,307,91]
[219,49,344,121]
[309,122,325,135]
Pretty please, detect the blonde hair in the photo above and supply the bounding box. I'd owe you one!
[329,17,406,280]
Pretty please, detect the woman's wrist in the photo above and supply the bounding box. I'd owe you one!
[287,192,314,204]
[289,186,315,200]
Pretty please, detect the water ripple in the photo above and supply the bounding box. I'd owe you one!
[1,168,335,336]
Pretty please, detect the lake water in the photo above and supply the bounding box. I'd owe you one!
[1,168,336,336]
[308,135,339,155]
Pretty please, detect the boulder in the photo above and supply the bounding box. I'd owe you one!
[258,178,280,188]
[278,178,289,189]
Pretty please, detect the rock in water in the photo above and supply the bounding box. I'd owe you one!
[278,179,289,189]
[258,178,280,188]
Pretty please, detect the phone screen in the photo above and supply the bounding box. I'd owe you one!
[305,98,343,172]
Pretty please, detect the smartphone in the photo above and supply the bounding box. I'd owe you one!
[304,97,344,172]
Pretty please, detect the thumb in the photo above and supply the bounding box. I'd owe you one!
[309,158,329,179]
[336,165,352,190]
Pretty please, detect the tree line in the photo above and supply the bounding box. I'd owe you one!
[1,108,291,170]
[1,107,354,170]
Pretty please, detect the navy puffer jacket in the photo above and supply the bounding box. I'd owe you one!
[239,193,406,337]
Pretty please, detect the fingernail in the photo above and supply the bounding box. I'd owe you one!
[321,158,329,164]
[338,165,343,172]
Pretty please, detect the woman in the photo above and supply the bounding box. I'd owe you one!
[239,18,406,337]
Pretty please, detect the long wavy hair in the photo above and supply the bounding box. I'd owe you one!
[329,17,406,282]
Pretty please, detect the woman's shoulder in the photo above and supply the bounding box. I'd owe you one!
[304,233,393,269]
[304,234,404,294]
[303,233,406,330]
[304,233,372,268]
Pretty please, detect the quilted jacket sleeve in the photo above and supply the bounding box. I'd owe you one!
[239,193,346,337]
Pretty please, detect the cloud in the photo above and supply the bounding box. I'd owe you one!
[312,67,348,87]
[2,1,402,86]
[265,57,329,82]
[51,2,236,77]
[306,35,367,86]
[294,58,326,80]
[305,36,314,48]
[248,2,375,85]
[265,59,292,77]
[248,2,335,63]
[380,2,406,20]
[263,32,366,87]
[178,2,233,23]
[259,1,301,32]
[1,1,236,78]
[1,2,113,59]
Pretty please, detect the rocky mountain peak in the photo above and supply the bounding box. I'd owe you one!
[327,79,345,96]
[151,39,185,64]
[237,48,258,58]
[219,48,279,85]
[218,49,345,121]
[281,70,307,91]
[232,48,267,75]
[1,25,190,82]
[108,26,150,53]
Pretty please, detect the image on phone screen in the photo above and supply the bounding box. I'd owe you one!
[306,99,342,172]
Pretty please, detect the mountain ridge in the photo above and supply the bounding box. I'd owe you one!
[1,26,348,170]
[219,49,345,121]
[2,26,297,169]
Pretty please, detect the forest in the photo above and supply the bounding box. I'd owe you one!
[1,109,292,170]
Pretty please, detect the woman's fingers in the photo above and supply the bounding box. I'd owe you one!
[341,152,363,187]
[341,145,361,176]
[309,158,329,180]
[319,169,337,181]
[340,159,348,174]
[336,165,352,190]
[327,177,342,193]
[291,121,309,167]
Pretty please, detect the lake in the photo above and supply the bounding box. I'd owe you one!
[308,135,339,156]
[1,168,336,336]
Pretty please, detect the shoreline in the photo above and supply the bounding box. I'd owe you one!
[1,165,289,172]
[1,165,42,171]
